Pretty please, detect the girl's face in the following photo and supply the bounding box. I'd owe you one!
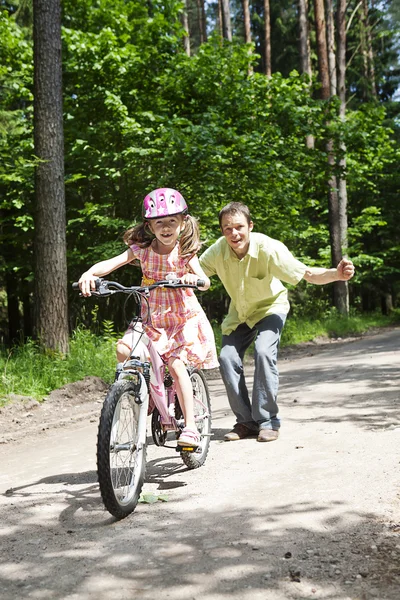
[148,215,185,251]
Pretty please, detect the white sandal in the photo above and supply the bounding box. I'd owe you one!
[177,427,200,448]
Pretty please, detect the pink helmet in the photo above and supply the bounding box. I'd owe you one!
[143,188,188,220]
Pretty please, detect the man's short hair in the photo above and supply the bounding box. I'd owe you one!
[218,202,252,228]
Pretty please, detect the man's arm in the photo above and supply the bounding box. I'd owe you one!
[303,258,355,285]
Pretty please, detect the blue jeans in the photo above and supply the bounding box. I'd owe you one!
[218,314,286,431]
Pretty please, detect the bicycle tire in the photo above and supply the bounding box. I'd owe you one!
[181,368,212,470]
[97,379,148,519]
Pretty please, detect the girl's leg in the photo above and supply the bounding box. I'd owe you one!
[116,341,131,363]
[168,357,197,432]
[117,322,148,363]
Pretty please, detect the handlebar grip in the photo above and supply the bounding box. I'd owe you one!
[197,279,205,288]
[72,279,103,293]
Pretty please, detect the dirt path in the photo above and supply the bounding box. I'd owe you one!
[0,328,399,600]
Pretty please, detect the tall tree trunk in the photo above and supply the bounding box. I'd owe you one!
[243,0,252,44]
[22,287,33,339]
[182,0,191,56]
[218,0,223,38]
[314,0,330,97]
[325,0,337,95]
[299,0,312,78]
[221,0,232,41]
[6,271,21,345]
[298,0,314,148]
[362,0,377,99]
[359,3,369,99]
[336,0,350,314]
[242,0,253,76]
[33,0,69,353]
[263,0,271,76]
[194,0,205,45]
[200,0,207,44]
[314,0,348,314]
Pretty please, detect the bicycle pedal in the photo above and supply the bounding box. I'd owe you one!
[176,445,196,453]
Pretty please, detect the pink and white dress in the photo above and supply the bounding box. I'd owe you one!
[128,241,218,370]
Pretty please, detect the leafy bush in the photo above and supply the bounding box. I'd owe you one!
[0,327,117,402]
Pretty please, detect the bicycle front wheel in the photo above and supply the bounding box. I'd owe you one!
[97,379,148,519]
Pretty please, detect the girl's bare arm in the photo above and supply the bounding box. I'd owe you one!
[183,255,211,290]
[79,249,135,296]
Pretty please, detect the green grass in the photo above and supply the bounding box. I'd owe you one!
[0,310,399,404]
[280,309,400,348]
[0,327,117,404]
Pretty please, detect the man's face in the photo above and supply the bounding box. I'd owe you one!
[220,212,253,259]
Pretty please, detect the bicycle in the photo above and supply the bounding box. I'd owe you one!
[72,277,212,520]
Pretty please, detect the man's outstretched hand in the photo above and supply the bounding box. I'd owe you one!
[337,258,355,281]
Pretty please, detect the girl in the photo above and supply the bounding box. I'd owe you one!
[79,187,218,448]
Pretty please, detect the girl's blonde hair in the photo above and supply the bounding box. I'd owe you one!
[123,214,202,257]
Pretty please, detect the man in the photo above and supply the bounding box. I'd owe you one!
[199,202,355,443]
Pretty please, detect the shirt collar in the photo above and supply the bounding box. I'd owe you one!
[223,232,258,261]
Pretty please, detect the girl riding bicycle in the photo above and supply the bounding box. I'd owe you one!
[79,188,218,448]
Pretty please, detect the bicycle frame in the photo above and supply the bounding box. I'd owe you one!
[73,276,211,434]
[120,322,179,430]
[73,277,213,518]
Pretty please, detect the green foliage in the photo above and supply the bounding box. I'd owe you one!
[0,326,117,401]
[0,10,34,287]
[0,0,399,342]
[346,2,400,104]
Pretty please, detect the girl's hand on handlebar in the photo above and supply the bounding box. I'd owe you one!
[180,273,209,290]
[79,272,99,297]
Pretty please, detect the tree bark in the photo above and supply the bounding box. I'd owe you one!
[313,0,330,97]
[194,0,206,45]
[299,0,312,79]
[221,0,232,41]
[218,0,223,38]
[33,0,69,353]
[325,0,337,95]
[362,0,377,99]
[298,0,314,148]
[314,0,349,314]
[263,0,271,76]
[200,0,207,44]
[22,287,33,339]
[6,271,21,345]
[359,3,369,99]
[182,0,191,56]
[243,0,252,44]
[336,0,349,314]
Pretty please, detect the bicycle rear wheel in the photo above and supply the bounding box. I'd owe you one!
[97,379,148,519]
[181,368,212,469]
[151,407,168,446]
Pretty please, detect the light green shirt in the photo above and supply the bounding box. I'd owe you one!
[199,232,307,335]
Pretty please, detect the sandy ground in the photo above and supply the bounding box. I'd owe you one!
[0,327,399,600]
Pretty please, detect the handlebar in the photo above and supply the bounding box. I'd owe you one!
[72,277,206,297]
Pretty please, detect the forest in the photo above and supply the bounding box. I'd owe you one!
[0,0,399,357]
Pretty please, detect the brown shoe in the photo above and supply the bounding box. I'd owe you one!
[257,429,279,442]
[224,423,258,441]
